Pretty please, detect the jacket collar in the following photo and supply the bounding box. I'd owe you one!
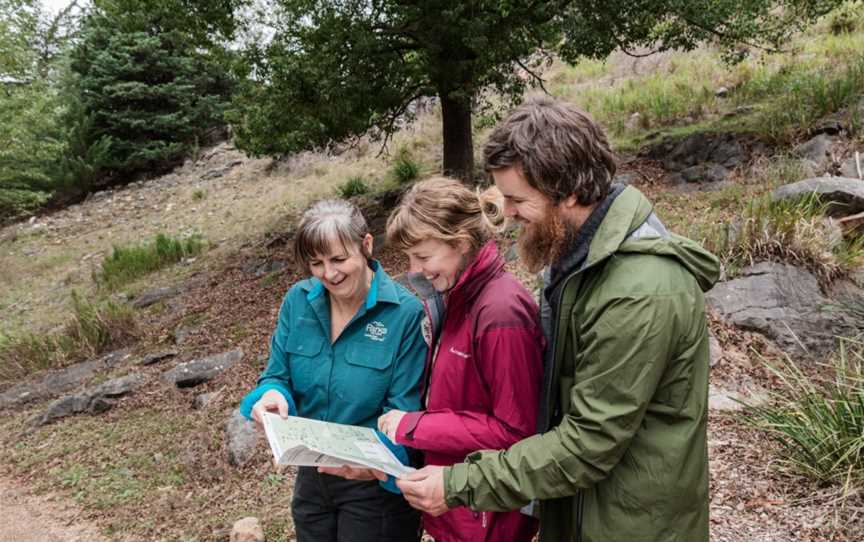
[446,240,504,314]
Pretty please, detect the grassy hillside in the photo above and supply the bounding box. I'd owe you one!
[1,5,864,541]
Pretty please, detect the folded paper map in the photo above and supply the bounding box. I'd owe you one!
[261,412,415,478]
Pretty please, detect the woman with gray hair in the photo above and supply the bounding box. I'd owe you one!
[239,199,426,542]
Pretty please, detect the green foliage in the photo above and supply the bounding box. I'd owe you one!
[745,340,864,486]
[67,7,233,183]
[0,81,69,222]
[828,1,863,34]
[739,56,864,142]
[337,176,369,198]
[0,292,137,382]
[391,151,420,185]
[191,189,207,201]
[95,233,205,289]
[229,0,842,178]
[704,193,863,282]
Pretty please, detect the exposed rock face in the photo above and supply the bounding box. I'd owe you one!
[225,409,262,467]
[162,349,244,388]
[0,349,132,409]
[771,177,864,217]
[34,373,146,425]
[706,262,854,357]
[647,132,751,174]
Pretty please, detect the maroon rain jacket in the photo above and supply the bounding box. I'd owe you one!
[396,241,543,542]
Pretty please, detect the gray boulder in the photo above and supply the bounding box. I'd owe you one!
[676,164,730,184]
[225,409,262,467]
[0,349,133,409]
[706,262,853,356]
[138,349,178,366]
[708,333,723,368]
[793,134,834,172]
[771,177,864,217]
[649,132,748,172]
[839,154,862,180]
[35,373,145,425]
[131,286,181,309]
[708,385,769,412]
[162,349,244,388]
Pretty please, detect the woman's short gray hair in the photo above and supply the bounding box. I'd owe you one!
[293,199,370,269]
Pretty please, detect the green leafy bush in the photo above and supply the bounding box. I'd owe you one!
[337,176,370,198]
[95,234,205,289]
[391,151,420,184]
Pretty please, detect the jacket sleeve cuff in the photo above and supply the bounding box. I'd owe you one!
[443,463,472,508]
[238,382,297,420]
[395,410,425,444]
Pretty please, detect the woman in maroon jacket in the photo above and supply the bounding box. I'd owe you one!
[379,177,543,542]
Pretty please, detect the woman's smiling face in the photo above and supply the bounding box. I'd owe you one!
[404,238,470,293]
[308,235,372,301]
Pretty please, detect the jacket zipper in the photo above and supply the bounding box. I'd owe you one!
[542,267,587,540]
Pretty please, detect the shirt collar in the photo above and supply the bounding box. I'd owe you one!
[304,260,401,309]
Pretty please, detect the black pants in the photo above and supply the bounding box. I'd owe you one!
[292,467,421,542]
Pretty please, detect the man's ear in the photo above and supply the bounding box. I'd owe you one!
[559,194,580,210]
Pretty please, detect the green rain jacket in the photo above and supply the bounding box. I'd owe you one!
[443,186,720,542]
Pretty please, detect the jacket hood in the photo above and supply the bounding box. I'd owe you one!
[588,186,720,292]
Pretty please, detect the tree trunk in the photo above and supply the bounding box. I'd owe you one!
[440,93,474,183]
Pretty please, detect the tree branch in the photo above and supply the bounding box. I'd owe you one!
[515,57,549,95]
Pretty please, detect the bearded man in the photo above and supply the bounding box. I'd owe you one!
[397,97,720,542]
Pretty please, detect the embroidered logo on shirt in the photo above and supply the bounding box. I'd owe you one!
[420,316,432,346]
[365,321,388,342]
[449,346,470,359]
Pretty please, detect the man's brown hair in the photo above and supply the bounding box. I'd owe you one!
[483,97,617,206]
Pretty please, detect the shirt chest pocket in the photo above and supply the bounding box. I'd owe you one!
[285,332,326,395]
[343,343,394,408]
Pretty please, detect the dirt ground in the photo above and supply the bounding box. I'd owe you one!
[0,475,106,542]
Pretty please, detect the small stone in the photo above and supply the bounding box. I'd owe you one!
[193,391,221,410]
[230,516,265,542]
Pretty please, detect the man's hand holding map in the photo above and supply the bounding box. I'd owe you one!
[260,412,415,478]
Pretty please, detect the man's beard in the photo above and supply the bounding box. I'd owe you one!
[516,208,575,274]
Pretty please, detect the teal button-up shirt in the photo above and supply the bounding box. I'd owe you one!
[240,261,427,431]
